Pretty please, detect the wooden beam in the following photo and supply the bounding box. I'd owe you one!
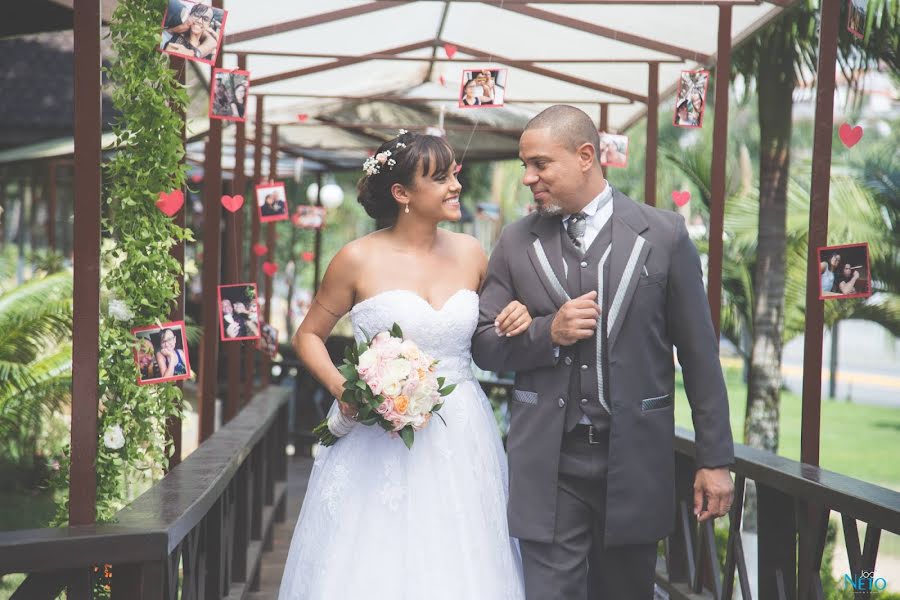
[449,42,647,103]
[389,0,762,3]
[251,40,435,87]
[230,49,683,64]
[227,1,409,44]
[497,4,709,63]
[644,62,658,206]
[251,92,633,104]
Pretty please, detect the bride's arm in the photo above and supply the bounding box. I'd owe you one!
[293,245,358,407]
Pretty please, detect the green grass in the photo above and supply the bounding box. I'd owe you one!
[675,366,900,489]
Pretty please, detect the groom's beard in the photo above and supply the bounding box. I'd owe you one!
[537,200,563,216]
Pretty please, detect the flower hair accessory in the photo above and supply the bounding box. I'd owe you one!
[362,129,412,176]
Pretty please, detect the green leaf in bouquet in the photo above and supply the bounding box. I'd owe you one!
[358,404,372,419]
[399,426,414,449]
[359,326,372,344]
[439,384,456,397]
[437,377,445,387]
[344,345,355,364]
[359,416,380,426]
[355,380,367,391]
[434,410,447,427]
[340,389,356,404]
[432,402,444,412]
[390,323,403,339]
[338,363,358,381]
[357,341,367,357]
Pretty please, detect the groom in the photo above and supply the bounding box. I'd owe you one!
[472,105,734,599]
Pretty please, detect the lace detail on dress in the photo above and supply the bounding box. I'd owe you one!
[277,288,524,600]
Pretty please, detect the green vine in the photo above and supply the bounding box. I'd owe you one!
[53,0,193,534]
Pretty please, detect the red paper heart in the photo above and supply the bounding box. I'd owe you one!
[220,194,244,213]
[301,251,315,262]
[838,123,863,148]
[671,190,691,207]
[263,261,278,277]
[155,189,184,217]
[297,113,309,122]
[443,43,457,59]
[253,243,268,256]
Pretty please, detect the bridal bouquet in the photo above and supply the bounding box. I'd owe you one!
[313,323,456,449]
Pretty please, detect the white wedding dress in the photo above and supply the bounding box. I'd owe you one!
[278,289,525,600]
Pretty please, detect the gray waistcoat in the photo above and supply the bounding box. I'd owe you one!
[561,219,612,432]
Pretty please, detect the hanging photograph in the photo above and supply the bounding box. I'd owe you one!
[598,132,629,168]
[292,205,327,230]
[160,0,228,65]
[817,242,872,300]
[218,283,261,341]
[256,182,289,223]
[132,321,192,385]
[673,70,709,129]
[210,68,250,122]
[847,0,866,39]
[458,68,507,108]
[257,321,279,357]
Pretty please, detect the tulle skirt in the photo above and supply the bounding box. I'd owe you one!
[277,374,525,600]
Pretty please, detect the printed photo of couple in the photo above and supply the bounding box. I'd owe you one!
[256,182,289,223]
[218,284,261,341]
[160,0,228,66]
[131,321,192,385]
[210,68,249,122]
[818,242,872,300]
[459,69,507,108]
[673,70,709,129]
[292,205,326,230]
[598,132,629,168]
[847,0,866,39]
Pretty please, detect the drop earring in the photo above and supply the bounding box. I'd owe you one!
[404,204,410,214]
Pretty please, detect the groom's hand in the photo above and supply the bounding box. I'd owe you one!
[551,291,601,346]
[693,467,734,522]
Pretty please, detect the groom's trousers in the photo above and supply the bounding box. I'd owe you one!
[519,426,658,600]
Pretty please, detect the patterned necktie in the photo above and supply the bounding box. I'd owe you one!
[566,212,588,253]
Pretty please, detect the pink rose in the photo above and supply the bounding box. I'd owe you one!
[375,398,394,417]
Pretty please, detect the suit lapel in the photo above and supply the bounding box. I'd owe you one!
[528,214,570,308]
[607,190,651,350]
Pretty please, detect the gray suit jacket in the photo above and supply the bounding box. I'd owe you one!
[472,189,734,546]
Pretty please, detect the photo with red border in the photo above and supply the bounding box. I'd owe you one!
[673,70,710,129]
[598,132,629,168]
[218,283,261,342]
[458,68,507,109]
[256,182,289,223]
[210,68,250,122]
[817,242,873,301]
[847,0,866,39]
[159,0,228,66]
[131,321,192,385]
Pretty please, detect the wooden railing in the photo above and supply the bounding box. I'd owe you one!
[0,385,290,599]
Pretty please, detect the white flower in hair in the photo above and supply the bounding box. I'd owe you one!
[363,155,381,176]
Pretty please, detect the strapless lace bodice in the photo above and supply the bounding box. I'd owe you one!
[350,288,479,381]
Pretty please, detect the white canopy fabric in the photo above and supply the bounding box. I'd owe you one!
[201,0,796,163]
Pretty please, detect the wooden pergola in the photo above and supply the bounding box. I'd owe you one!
[61,0,848,596]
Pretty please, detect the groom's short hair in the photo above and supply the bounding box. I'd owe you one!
[523,105,601,163]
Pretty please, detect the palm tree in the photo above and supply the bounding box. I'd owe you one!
[0,272,73,467]
[729,0,898,453]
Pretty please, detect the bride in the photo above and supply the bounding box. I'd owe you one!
[277,131,528,599]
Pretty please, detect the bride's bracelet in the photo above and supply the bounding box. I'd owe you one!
[327,410,357,438]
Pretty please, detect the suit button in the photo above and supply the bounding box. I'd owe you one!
[581,398,588,405]
[558,397,565,408]
[580,261,588,268]
[581,364,588,371]
[564,356,573,366]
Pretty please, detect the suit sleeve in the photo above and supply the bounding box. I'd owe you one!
[667,217,735,469]
[472,230,558,373]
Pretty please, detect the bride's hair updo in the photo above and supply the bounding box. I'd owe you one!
[357,131,455,221]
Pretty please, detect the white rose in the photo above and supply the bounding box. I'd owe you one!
[103,424,125,450]
[399,340,421,361]
[358,348,377,373]
[383,358,412,387]
[383,380,402,397]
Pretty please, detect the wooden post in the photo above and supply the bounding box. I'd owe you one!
[166,55,187,472]
[313,172,323,295]
[262,124,279,387]
[198,0,225,443]
[47,161,57,251]
[244,95,264,404]
[599,103,608,134]
[644,62,659,207]
[706,5,732,338]
[234,54,250,413]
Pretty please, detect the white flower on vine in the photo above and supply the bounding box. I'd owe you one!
[108,298,134,322]
[103,424,125,450]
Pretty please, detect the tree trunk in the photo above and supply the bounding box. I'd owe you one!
[743,33,794,457]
